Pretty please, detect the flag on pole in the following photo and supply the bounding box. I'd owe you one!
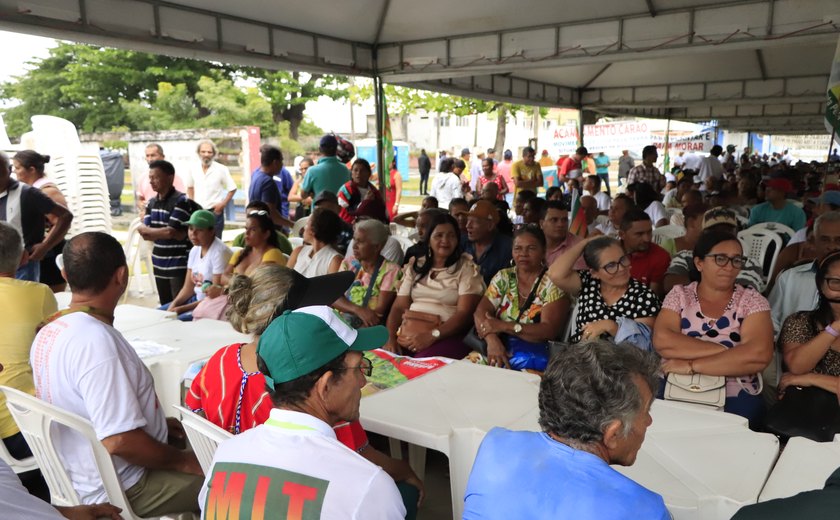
[569,188,588,238]
[381,95,394,192]
[826,36,840,138]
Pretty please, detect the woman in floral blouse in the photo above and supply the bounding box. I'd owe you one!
[474,226,570,368]
[333,219,402,327]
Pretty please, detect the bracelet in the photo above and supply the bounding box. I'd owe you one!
[688,360,695,375]
[826,325,840,338]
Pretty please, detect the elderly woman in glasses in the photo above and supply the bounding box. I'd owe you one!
[548,235,660,344]
[653,229,773,426]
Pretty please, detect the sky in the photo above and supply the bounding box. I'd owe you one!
[0,30,56,77]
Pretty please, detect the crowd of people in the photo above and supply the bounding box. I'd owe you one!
[2,132,840,519]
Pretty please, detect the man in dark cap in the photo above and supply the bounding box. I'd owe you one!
[301,135,351,199]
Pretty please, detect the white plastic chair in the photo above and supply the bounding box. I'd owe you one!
[289,236,304,249]
[393,235,415,253]
[0,431,38,474]
[748,222,796,240]
[0,386,144,518]
[121,217,157,303]
[738,229,783,280]
[172,405,232,475]
[652,225,686,246]
[291,216,309,238]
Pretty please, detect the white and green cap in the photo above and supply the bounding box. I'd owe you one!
[257,305,387,387]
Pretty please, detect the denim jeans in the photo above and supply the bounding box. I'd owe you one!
[15,260,40,282]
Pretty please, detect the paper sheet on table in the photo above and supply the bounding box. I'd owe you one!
[362,349,452,396]
[127,339,178,359]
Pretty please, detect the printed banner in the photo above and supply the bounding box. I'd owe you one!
[362,349,452,396]
[826,36,840,138]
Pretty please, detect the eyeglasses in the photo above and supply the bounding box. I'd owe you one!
[704,254,747,269]
[824,277,840,291]
[336,356,373,377]
[601,254,631,274]
[248,210,269,217]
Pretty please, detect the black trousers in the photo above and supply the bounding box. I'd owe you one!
[156,275,186,306]
[419,171,430,195]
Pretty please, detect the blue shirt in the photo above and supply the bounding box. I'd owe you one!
[747,200,806,231]
[300,156,351,197]
[464,428,670,520]
[464,233,513,285]
[595,154,610,175]
[272,167,294,217]
[248,168,282,214]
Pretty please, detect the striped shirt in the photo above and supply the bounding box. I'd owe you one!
[143,189,192,279]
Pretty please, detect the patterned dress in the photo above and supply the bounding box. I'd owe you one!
[485,267,563,323]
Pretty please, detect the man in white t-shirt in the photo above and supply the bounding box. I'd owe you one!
[187,139,237,238]
[30,232,203,516]
[697,145,724,190]
[584,174,610,214]
[200,306,405,519]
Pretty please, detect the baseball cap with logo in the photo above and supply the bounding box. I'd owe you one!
[809,191,840,207]
[467,199,500,224]
[257,306,387,387]
[186,209,216,229]
[702,206,738,230]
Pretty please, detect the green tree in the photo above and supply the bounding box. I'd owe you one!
[248,70,348,140]
[121,82,198,130]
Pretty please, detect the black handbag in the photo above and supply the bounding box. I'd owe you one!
[765,385,840,442]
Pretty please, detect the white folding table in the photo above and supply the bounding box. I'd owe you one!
[759,435,840,502]
[360,361,779,520]
[119,319,249,414]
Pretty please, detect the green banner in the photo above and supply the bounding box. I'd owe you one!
[826,37,840,137]
[381,96,394,191]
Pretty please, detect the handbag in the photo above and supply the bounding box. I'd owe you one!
[664,373,726,409]
[397,310,441,347]
[192,295,229,321]
[466,268,548,356]
[765,385,840,442]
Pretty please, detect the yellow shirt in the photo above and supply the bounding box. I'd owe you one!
[511,160,543,195]
[229,247,287,275]
[0,278,57,438]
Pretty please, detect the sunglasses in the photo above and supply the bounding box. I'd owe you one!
[248,210,269,217]
[335,356,373,377]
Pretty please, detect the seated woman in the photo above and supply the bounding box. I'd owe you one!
[333,219,402,327]
[287,207,343,276]
[474,226,569,368]
[338,158,388,224]
[778,250,840,398]
[653,230,773,427]
[223,208,286,283]
[548,236,660,344]
[186,265,424,513]
[385,213,485,359]
[167,209,232,320]
[231,200,293,256]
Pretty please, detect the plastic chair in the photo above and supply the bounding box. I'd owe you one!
[652,225,686,246]
[0,431,38,474]
[121,217,157,303]
[289,236,304,249]
[393,235,415,253]
[291,216,309,238]
[172,405,232,475]
[748,222,796,240]
[0,386,144,518]
[738,229,783,280]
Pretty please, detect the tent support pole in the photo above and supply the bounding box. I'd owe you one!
[663,110,671,175]
[373,53,385,190]
[830,129,837,162]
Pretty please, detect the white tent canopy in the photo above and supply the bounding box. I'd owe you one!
[0,0,838,133]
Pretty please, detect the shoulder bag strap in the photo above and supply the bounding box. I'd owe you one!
[361,257,385,309]
[515,267,547,323]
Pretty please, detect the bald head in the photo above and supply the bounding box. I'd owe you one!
[63,232,126,293]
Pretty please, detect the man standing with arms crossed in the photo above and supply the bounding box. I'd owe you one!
[187,139,237,239]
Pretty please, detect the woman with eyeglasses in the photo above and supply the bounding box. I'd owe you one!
[548,235,660,344]
[474,226,569,368]
[769,251,840,439]
[653,230,773,426]
[186,265,425,514]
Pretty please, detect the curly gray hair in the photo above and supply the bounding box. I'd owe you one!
[538,340,660,442]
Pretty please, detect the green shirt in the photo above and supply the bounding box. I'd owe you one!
[232,231,293,256]
[301,156,351,197]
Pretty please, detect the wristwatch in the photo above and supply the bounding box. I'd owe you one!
[431,329,441,339]
[513,323,523,334]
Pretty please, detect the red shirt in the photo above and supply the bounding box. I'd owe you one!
[186,343,369,451]
[556,156,582,177]
[628,243,671,287]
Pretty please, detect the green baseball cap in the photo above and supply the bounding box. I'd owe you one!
[186,209,216,229]
[257,306,387,387]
